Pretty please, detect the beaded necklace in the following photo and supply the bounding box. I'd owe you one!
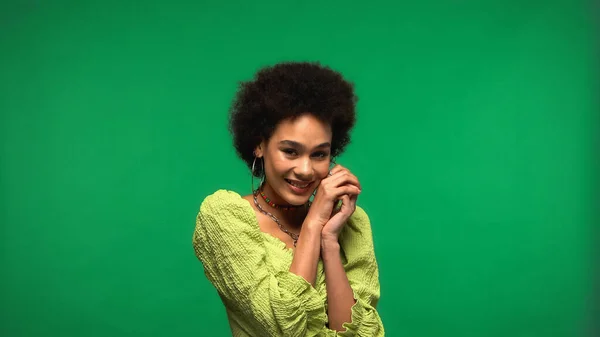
[253,187,310,247]
[258,189,301,211]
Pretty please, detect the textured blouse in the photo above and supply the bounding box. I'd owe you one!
[192,189,384,336]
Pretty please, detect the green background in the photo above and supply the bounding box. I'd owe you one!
[1,1,598,336]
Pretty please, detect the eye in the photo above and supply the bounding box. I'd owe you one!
[312,151,329,159]
[282,148,298,156]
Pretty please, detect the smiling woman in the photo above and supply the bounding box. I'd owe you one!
[192,61,384,336]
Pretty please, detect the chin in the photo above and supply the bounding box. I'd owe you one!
[275,190,307,206]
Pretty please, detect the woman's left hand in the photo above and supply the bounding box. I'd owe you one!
[321,165,360,242]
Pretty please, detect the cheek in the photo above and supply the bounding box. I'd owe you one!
[267,156,291,175]
[315,163,331,179]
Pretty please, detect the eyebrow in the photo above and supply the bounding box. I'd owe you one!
[279,140,331,150]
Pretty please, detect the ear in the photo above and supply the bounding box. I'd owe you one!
[254,141,265,158]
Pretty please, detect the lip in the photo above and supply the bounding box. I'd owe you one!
[285,179,313,194]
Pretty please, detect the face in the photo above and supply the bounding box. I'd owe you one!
[255,114,332,206]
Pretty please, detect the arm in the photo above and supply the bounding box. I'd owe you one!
[290,219,323,287]
[192,190,331,337]
[317,166,384,335]
[335,206,385,336]
[321,237,355,332]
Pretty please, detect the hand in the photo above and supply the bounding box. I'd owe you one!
[306,164,361,236]
[322,192,358,242]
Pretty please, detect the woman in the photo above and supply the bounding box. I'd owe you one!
[192,61,384,336]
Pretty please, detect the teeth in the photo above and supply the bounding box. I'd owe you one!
[289,180,309,188]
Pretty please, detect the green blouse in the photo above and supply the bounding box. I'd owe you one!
[192,190,384,336]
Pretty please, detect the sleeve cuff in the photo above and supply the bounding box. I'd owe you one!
[338,290,383,336]
[269,271,328,336]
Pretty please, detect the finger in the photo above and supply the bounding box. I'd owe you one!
[338,194,351,210]
[328,166,359,185]
[328,171,361,190]
[349,193,358,209]
[328,164,346,176]
[334,184,361,198]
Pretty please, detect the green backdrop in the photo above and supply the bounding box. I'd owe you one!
[1,1,598,336]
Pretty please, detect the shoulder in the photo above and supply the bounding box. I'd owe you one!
[197,189,257,229]
[195,189,261,241]
[341,205,375,245]
[349,205,370,225]
[193,190,264,263]
[199,189,249,216]
[347,205,372,234]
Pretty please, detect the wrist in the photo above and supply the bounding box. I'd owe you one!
[300,221,323,238]
[320,236,340,253]
[303,215,328,229]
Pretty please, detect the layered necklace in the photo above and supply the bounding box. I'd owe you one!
[252,185,309,247]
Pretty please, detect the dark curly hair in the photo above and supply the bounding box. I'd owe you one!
[228,61,358,177]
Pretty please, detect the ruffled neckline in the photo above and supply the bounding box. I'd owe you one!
[217,189,297,257]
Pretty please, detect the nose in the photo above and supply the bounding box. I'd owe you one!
[294,157,314,180]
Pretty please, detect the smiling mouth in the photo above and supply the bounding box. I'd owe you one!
[285,179,312,188]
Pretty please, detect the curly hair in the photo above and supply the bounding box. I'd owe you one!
[228,61,358,177]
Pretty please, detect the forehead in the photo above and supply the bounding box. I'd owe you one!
[270,114,332,144]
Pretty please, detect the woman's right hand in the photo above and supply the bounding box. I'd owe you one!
[305,164,362,227]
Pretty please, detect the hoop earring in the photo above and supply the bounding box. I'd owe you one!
[251,156,265,193]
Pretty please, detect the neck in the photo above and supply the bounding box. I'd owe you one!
[258,182,307,228]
